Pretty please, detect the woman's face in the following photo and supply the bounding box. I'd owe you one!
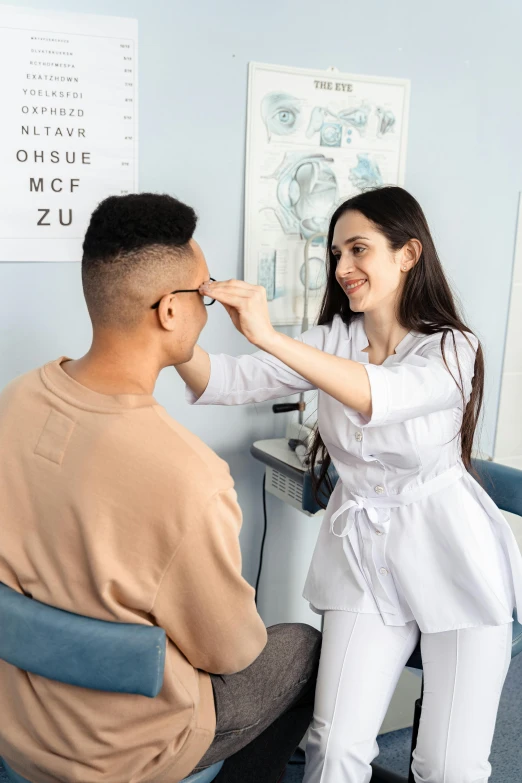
[332,210,414,314]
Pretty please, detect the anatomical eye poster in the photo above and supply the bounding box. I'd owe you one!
[244,62,410,326]
[0,5,138,262]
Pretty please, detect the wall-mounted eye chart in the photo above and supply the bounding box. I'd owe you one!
[0,5,138,262]
[244,62,410,326]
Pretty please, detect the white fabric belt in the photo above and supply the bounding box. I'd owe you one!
[330,464,464,538]
[329,464,464,616]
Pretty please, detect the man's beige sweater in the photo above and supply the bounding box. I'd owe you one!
[0,358,267,783]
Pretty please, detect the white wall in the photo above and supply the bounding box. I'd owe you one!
[1,0,522,634]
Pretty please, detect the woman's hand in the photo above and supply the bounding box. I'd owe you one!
[200,279,371,417]
[200,279,278,350]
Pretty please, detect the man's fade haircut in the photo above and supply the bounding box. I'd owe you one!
[82,193,198,329]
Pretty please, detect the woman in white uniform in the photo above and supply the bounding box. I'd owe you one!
[177,186,522,782]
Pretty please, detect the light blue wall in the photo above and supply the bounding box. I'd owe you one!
[2,0,522,625]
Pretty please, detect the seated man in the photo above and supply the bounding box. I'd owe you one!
[0,193,321,783]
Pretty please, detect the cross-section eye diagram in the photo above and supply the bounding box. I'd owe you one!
[261,152,339,239]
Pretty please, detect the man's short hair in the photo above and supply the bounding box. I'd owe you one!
[82,193,198,329]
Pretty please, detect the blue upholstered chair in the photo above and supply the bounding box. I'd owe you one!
[303,458,522,783]
[0,587,223,783]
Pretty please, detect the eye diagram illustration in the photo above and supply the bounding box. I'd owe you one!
[349,153,383,191]
[258,249,279,300]
[376,107,396,137]
[262,152,339,239]
[336,104,371,133]
[300,256,327,290]
[307,106,327,137]
[306,102,371,140]
[261,92,303,141]
[320,123,342,147]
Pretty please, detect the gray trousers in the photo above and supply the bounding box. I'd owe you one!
[192,623,321,783]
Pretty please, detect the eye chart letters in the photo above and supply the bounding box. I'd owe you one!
[0,5,138,262]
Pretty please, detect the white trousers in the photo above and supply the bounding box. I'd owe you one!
[303,611,512,783]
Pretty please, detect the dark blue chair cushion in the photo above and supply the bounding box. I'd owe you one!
[0,584,166,697]
[472,459,522,517]
[1,759,225,783]
[1,761,34,783]
[302,463,339,515]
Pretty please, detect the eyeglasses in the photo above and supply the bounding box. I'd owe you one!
[151,278,216,309]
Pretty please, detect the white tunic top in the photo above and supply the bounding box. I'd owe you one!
[189,315,522,633]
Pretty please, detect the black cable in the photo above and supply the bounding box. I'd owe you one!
[254,473,268,605]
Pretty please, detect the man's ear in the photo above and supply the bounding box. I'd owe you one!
[156,295,178,332]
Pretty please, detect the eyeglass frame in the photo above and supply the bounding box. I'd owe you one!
[151,278,216,309]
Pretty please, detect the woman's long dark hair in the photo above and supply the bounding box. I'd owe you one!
[309,186,484,507]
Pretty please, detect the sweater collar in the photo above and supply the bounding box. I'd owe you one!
[41,358,157,413]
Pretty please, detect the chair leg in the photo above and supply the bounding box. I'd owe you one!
[370,762,409,782]
[408,676,424,783]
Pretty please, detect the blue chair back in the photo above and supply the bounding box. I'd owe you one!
[0,584,166,697]
[473,458,522,518]
[0,587,223,783]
